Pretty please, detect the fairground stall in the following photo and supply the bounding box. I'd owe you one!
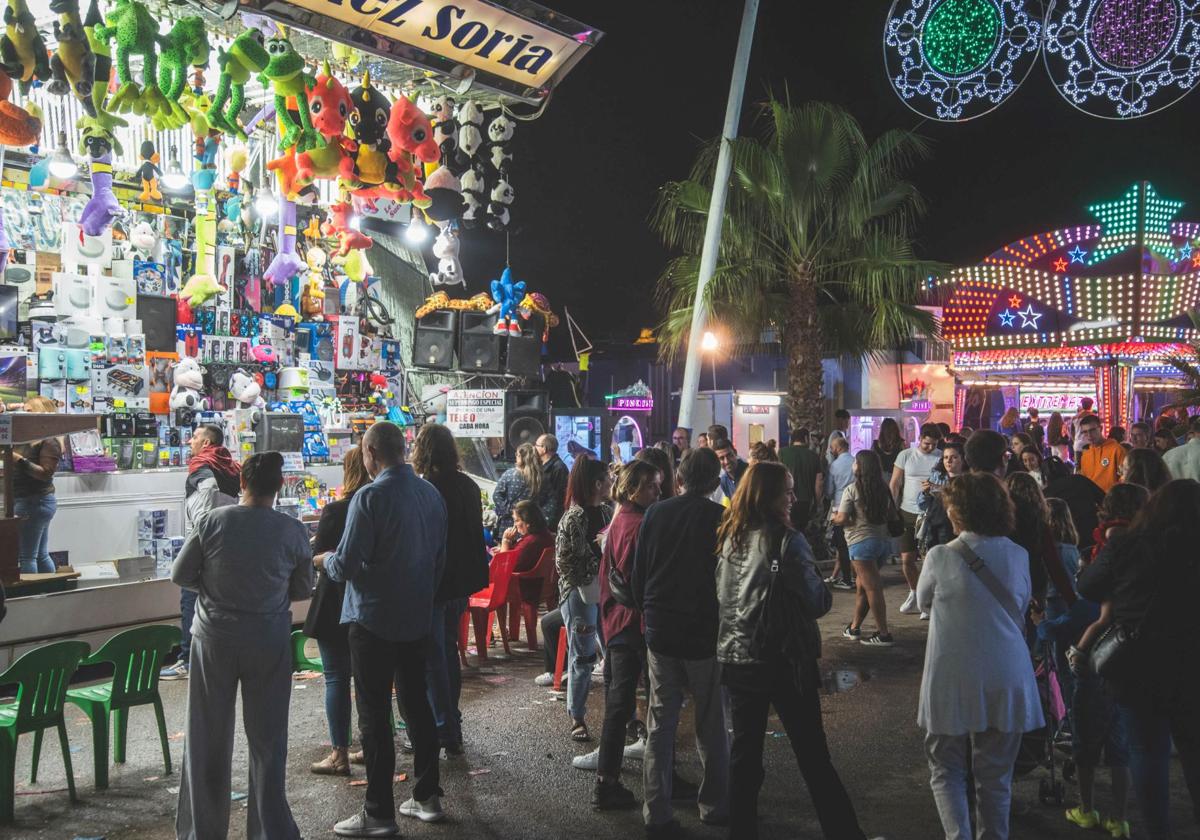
[932,182,1198,433]
[0,0,600,664]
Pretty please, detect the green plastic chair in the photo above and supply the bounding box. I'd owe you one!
[290,629,324,673]
[0,640,91,823]
[65,625,181,790]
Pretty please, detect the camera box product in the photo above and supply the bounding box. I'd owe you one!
[137,508,168,539]
[134,260,166,295]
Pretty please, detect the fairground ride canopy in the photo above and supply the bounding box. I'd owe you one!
[930,181,1200,377]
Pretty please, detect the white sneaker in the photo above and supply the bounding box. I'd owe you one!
[592,658,605,677]
[572,747,600,770]
[534,672,555,687]
[398,795,445,823]
[899,590,920,614]
[623,737,647,761]
[334,810,399,837]
[920,611,930,621]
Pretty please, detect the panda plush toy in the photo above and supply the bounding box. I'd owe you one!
[430,95,457,162]
[461,165,487,228]
[486,114,514,173]
[486,178,514,231]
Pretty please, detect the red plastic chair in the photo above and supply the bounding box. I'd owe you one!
[508,547,555,650]
[459,550,519,661]
[552,626,568,691]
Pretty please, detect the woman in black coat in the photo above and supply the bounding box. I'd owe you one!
[305,447,371,775]
[412,423,488,754]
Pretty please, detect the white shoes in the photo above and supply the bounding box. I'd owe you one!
[398,795,445,823]
[592,658,606,677]
[572,737,648,770]
[334,810,399,837]
[920,611,930,621]
[899,590,921,615]
[534,672,555,687]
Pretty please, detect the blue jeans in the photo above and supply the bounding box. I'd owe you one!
[318,635,353,749]
[179,589,198,663]
[15,493,57,574]
[848,537,891,564]
[1126,703,1200,839]
[560,588,599,723]
[426,598,467,747]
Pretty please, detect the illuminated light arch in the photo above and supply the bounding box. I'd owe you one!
[1043,0,1200,118]
[884,0,1043,120]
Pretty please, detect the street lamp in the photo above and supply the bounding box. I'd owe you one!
[701,330,719,391]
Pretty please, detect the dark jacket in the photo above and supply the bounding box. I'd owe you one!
[539,454,569,529]
[716,527,830,666]
[719,459,748,501]
[1078,531,1200,708]
[303,496,353,642]
[631,492,724,659]
[430,470,488,603]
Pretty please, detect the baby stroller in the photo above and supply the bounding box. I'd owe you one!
[1014,640,1070,806]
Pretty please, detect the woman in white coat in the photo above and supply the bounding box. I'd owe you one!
[917,472,1044,840]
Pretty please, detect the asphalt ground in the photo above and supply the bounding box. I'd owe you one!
[5,564,1196,839]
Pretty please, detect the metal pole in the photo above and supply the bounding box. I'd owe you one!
[676,0,760,434]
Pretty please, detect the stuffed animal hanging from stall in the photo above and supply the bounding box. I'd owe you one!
[264,197,306,287]
[259,33,321,153]
[0,66,38,146]
[321,201,372,257]
[154,15,209,130]
[1,0,51,94]
[137,140,162,202]
[488,266,525,336]
[81,0,124,131]
[386,93,439,208]
[78,125,122,236]
[95,0,170,117]
[429,223,465,289]
[47,0,96,114]
[207,28,269,139]
[293,62,356,185]
[454,101,483,170]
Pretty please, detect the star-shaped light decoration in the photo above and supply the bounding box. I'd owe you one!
[1067,246,1087,263]
[1018,304,1043,329]
[998,309,1016,327]
[1181,243,1193,260]
[1008,295,1022,308]
[1053,257,1068,272]
[1087,183,1185,265]
[1193,250,1200,268]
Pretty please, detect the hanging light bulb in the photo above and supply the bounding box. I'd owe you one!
[48,131,78,180]
[404,215,429,245]
[162,146,190,192]
[254,190,279,218]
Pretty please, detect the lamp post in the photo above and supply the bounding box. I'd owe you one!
[701,330,719,392]
[676,0,759,434]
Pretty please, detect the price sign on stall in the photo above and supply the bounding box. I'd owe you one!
[445,389,506,438]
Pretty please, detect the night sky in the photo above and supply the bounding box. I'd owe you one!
[461,1,1200,353]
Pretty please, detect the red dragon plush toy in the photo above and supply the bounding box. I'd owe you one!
[294,62,356,185]
[385,93,439,209]
[321,201,373,257]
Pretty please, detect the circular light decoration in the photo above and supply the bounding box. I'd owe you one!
[1043,0,1200,118]
[884,0,1043,121]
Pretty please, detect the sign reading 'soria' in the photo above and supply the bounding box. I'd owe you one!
[262,0,599,92]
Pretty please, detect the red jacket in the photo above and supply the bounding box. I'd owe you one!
[600,502,645,644]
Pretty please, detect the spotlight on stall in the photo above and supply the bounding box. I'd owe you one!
[404,216,430,245]
[48,131,78,180]
[701,331,719,352]
[162,146,190,192]
[255,192,279,219]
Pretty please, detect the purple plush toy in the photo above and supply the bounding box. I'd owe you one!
[79,135,121,237]
[263,196,305,287]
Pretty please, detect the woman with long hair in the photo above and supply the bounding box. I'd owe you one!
[555,456,614,741]
[716,462,879,840]
[492,442,543,535]
[1020,447,1047,488]
[411,423,488,755]
[635,445,676,498]
[917,442,966,556]
[592,460,661,809]
[872,417,904,477]
[833,450,893,646]
[173,452,312,839]
[999,406,1022,438]
[305,447,371,775]
[1005,471,1075,610]
[1118,447,1172,493]
[1077,480,1200,839]
[13,396,63,573]
[1047,411,1072,462]
[917,473,1044,840]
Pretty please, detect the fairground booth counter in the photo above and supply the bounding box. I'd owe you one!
[932,182,1198,433]
[0,0,601,665]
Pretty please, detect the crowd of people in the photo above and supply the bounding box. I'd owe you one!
[159,402,1199,840]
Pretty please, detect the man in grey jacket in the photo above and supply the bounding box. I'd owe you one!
[161,424,240,681]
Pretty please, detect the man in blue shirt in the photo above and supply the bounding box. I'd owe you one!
[320,422,449,836]
[713,438,748,502]
[825,436,855,589]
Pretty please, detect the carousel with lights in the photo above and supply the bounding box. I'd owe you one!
[931,181,1200,432]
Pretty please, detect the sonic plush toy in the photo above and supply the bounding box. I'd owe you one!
[488,266,525,337]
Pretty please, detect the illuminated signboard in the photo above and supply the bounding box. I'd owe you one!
[609,396,652,412]
[904,399,932,413]
[1019,391,1096,414]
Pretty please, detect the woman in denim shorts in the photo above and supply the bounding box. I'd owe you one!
[833,450,894,646]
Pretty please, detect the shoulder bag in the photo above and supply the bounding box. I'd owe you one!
[1090,581,1165,685]
[749,530,818,664]
[948,537,1026,637]
[607,557,635,608]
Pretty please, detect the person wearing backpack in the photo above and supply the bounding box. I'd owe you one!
[716,461,884,840]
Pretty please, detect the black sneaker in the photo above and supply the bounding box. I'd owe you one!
[842,624,861,640]
[399,736,414,753]
[832,579,855,591]
[861,633,894,647]
[592,779,637,810]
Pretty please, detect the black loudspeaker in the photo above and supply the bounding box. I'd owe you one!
[458,311,502,372]
[137,294,178,352]
[505,326,541,376]
[413,311,457,370]
[505,390,549,458]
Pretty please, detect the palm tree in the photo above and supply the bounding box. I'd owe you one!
[652,100,945,433]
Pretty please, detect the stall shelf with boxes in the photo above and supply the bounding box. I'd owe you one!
[0,0,601,659]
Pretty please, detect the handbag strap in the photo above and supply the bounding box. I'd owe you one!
[948,537,1026,636]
